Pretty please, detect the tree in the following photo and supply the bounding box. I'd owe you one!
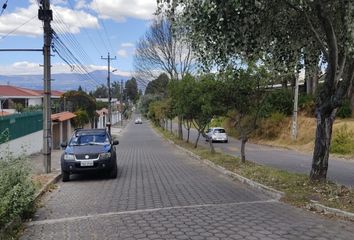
[111,81,121,99]
[145,73,169,96]
[158,0,354,181]
[61,90,96,126]
[91,84,108,98]
[125,78,139,103]
[134,16,195,140]
[221,65,269,162]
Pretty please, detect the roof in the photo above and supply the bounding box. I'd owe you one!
[51,111,76,122]
[0,111,11,116]
[96,108,108,116]
[0,85,64,98]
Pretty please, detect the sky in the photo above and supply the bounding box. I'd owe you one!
[0,0,157,81]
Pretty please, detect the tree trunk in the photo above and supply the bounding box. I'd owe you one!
[178,115,183,140]
[187,128,190,143]
[194,131,201,148]
[310,109,336,181]
[208,137,215,154]
[170,119,172,133]
[240,135,248,163]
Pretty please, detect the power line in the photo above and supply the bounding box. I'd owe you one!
[0,15,37,40]
[0,0,8,16]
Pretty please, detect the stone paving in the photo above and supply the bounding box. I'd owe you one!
[20,119,354,239]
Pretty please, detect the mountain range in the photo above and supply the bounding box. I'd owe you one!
[0,70,130,91]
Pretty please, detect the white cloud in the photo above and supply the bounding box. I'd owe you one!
[89,0,156,22]
[0,0,99,38]
[117,49,128,58]
[75,0,88,9]
[0,61,131,77]
[121,42,135,48]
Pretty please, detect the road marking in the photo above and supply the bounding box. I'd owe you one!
[27,199,278,226]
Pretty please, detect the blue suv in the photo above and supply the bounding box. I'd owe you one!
[60,128,119,182]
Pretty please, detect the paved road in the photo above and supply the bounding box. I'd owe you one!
[170,123,354,187]
[21,120,354,239]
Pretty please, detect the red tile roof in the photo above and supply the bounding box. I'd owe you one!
[0,111,11,116]
[0,85,64,97]
[96,108,108,116]
[51,111,76,122]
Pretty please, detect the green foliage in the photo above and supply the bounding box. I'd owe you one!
[330,124,354,155]
[96,101,108,111]
[337,100,352,119]
[0,156,36,229]
[125,78,139,103]
[90,84,108,98]
[260,90,293,117]
[138,94,162,116]
[15,103,24,113]
[61,90,96,120]
[298,94,315,117]
[257,112,287,139]
[210,117,226,128]
[145,73,169,96]
[72,109,89,128]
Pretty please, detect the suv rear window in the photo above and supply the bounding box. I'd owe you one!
[69,132,109,146]
[214,129,226,133]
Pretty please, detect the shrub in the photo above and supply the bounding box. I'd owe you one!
[337,100,352,119]
[0,155,36,229]
[298,94,316,117]
[260,89,293,117]
[330,124,354,155]
[257,112,287,139]
[210,117,226,128]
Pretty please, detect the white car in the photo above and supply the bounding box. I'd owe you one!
[134,118,142,124]
[205,127,228,143]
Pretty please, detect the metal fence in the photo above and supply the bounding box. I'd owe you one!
[0,112,43,144]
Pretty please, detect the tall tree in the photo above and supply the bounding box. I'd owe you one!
[91,84,108,98]
[145,73,169,96]
[158,0,354,181]
[125,78,139,104]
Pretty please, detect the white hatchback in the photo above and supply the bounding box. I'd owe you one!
[205,127,228,143]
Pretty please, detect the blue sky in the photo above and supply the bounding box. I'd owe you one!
[0,0,156,79]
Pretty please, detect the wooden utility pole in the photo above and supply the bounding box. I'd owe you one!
[39,0,53,173]
[101,53,116,134]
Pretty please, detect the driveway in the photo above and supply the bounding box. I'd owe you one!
[21,120,354,239]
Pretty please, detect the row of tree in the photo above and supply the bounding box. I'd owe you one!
[139,0,354,182]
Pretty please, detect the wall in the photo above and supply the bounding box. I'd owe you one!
[0,130,43,159]
[28,98,42,106]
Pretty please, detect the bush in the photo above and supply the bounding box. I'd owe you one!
[0,156,36,229]
[298,94,316,117]
[337,100,352,119]
[257,112,287,139]
[330,124,354,155]
[260,89,293,117]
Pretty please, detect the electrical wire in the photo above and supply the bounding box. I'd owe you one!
[0,0,8,16]
[0,15,37,40]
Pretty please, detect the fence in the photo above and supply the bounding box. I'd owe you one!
[0,112,43,144]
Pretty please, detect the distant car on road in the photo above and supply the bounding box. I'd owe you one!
[205,127,228,143]
[135,118,142,124]
[60,128,119,182]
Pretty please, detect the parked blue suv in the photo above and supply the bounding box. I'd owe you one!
[60,128,119,182]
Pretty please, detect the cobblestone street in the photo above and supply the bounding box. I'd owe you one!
[21,120,354,240]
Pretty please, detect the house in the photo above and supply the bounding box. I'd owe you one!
[51,111,76,149]
[0,85,63,111]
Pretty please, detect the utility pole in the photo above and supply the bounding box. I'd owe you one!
[120,79,123,126]
[101,53,116,135]
[39,0,53,173]
[291,70,300,140]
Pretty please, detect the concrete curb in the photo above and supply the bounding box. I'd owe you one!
[308,201,354,221]
[34,172,62,201]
